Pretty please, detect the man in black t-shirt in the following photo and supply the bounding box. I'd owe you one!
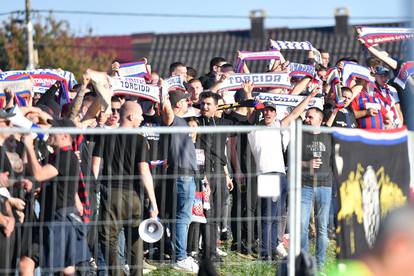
[92,101,158,276]
[23,118,90,275]
[300,108,334,269]
[196,92,234,262]
[325,87,357,128]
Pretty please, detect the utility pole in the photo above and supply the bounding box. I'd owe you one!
[25,0,35,70]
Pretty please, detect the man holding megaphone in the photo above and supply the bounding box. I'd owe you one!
[92,101,158,276]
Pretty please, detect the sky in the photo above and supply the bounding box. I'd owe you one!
[1,0,410,36]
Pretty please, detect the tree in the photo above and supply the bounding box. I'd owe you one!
[0,14,116,80]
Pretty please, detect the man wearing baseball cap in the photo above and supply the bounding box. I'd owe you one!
[247,88,319,260]
[162,89,199,273]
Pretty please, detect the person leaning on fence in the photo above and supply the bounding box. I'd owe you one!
[247,86,319,260]
[22,118,90,275]
[0,109,17,275]
[92,101,158,276]
[161,89,199,273]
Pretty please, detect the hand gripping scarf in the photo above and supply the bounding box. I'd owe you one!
[358,27,414,47]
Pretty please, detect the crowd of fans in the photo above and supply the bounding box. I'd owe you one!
[0,33,410,276]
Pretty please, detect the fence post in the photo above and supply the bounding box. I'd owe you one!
[288,119,302,276]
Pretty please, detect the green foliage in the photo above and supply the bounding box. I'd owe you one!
[0,15,115,80]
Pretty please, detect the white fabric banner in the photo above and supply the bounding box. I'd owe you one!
[218,73,291,91]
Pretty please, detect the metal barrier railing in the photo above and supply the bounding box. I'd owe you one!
[5,122,410,275]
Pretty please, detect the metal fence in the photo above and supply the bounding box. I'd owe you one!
[1,123,412,276]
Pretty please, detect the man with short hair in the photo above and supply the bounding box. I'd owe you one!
[199,57,227,90]
[169,62,188,80]
[325,87,357,128]
[300,107,334,269]
[161,90,199,273]
[105,96,121,128]
[247,89,319,259]
[92,101,158,276]
[328,204,414,275]
[320,49,330,68]
[24,118,90,275]
[187,79,203,107]
[196,91,234,263]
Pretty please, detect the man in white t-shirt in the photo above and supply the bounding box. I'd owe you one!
[247,89,318,259]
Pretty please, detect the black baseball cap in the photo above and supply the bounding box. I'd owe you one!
[169,90,190,106]
[375,66,390,76]
[263,101,277,111]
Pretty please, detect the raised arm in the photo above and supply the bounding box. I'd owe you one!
[281,87,318,127]
[356,28,398,70]
[23,135,58,182]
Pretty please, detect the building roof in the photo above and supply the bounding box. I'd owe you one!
[78,21,409,77]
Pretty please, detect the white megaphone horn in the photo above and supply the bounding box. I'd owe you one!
[9,105,48,141]
[138,218,164,243]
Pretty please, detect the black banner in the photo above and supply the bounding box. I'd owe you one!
[332,129,410,258]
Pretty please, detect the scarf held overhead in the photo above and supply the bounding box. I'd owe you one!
[358,27,414,47]
[269,39,322,64]
[218,73,291,91]
[118,58,151,79]
[112,76,160,102]
[234,50,282,73]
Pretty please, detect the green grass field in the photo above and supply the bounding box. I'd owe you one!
[146,240,337,275]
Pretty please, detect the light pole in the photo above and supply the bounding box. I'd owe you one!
[25,0,35,70]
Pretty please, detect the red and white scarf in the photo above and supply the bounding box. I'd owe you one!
[358,27,414,47]
[117,58,151,80]
[394,61,414,90]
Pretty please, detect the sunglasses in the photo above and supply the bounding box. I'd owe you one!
[112,108,120,114]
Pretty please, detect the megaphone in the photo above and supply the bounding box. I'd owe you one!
[139,218,164,243]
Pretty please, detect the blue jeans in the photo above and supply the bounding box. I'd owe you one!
[260,174,288,257]
[175,176,196,260]
[300,185,332,268]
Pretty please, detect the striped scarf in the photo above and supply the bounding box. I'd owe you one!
[358,27,414,47]
[341,62,374,87]
[0,77,33,107]
[394,61,414,89]
[289,62,316,78]
[325,67,343,104]
[117,58,151,80]
[234,50,282,73]
[217,73,291,91]
[270,39,322,64]
[112,76,160,102]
